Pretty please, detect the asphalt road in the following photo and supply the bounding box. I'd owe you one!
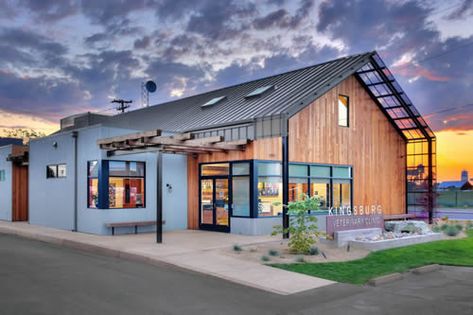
[1,234,473,315]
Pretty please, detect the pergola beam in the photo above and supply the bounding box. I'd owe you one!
[98,131,250,155]
[97,129,162,145]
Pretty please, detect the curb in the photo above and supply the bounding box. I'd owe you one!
[412,264,441,275]
[0,228,184,272]
[0,225,334,296]
[367,273,403,286]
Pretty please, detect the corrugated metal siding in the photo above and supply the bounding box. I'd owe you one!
[104,52,374,133]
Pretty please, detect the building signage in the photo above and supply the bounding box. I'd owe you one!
[326,205,384,236]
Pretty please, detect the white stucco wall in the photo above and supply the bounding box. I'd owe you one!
[0,145,13,221]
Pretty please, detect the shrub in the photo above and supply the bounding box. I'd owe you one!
[444,225,461,237]
[466,222,473,230]
[432,225,442,233]
[309,246,319,256]
[455,224,464,231]
[261,255,270,262]
[272,194,322,254]
[440,224,449,231]
[268,249,279,257]
[295,256,305,263]
[233,244,242,252]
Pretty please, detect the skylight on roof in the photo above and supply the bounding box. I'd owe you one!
[201,96,227,108]
[245,85,274,98]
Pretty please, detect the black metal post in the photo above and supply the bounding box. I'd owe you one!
[282,120,289,239]
[156,150,163,243]
[427,139,434,224]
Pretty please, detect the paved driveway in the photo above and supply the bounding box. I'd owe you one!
[1,234,473,315]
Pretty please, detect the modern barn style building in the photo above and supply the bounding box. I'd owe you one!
[27,51,436,236]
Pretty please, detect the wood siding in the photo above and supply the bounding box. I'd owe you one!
[187,74,407,228]
[12,164,28,221]
[288,75,406,215]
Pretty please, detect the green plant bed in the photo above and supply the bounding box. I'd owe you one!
[273,230,473,285]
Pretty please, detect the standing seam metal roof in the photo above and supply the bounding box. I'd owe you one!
[108,52,375,132]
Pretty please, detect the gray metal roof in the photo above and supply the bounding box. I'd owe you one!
[105,51,375,133]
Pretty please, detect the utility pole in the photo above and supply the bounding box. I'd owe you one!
[111,99,132,113]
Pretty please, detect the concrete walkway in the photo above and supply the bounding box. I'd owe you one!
[0,222,334,295]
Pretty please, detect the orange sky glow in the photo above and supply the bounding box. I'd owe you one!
[1,109,470,183]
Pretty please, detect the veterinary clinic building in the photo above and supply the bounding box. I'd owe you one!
[26,51,436,235]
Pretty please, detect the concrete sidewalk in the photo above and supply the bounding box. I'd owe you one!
[0,222,334,295]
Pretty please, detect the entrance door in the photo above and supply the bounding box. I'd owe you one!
[200,178,230,232]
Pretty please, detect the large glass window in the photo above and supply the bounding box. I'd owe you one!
[333,180,351,208]
[88,160,145,209]
[258,176,283,216]
[257,162,282,216]
[338,95,349,127]
[310,179,330,209]
[232,177,250,217]
[88,161,99,208]
[232,162,250,217]
[108,161,145,208]
[289,178,308,202]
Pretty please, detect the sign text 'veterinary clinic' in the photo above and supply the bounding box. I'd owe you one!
[326,205,384,236]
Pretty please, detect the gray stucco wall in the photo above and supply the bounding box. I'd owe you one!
[0,146,12,221]
[29,132,76,230]
[29,125,188,235]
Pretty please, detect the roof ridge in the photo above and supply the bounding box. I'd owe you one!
[122,51,375,113]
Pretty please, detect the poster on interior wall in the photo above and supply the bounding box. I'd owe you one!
[109,184,116,208]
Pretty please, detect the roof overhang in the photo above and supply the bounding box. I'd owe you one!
[97,129,251,156]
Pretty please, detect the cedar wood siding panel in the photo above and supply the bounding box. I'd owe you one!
[11,145,28,221]
[12,164,28,221]
[288,75,406,215]
[187,75,406,228]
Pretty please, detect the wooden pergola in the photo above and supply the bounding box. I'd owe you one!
[96,129,252,243]
[97,129,250,156]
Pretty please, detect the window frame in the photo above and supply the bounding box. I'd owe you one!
[338,94,350,127]
[46,164,67,179]
[197,160,354,219]
[87,160,99,208]
[87,160,146,210]
[256,161,284,217]
[199,160,255,219]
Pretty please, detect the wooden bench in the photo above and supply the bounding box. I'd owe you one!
[105,220,165,235]
[383,214,417,221]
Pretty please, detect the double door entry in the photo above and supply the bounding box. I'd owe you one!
[200,177,230,232]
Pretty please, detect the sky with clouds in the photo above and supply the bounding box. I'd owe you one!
[0,0,472,180]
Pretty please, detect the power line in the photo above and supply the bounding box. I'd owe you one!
[416,39,473,64]
[424,103,473,118]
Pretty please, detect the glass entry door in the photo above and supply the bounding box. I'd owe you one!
[200,177,230,232]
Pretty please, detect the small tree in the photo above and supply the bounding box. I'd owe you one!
[272,194,323,254]
[2,128,46,144]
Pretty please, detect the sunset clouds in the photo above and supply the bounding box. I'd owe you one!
[0,0,472,144]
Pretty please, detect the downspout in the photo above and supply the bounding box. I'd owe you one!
[156,150,163,243]
[282,115,290,239]
[72,131,78,231]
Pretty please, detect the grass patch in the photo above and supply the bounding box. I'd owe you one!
[273,230,473,284]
